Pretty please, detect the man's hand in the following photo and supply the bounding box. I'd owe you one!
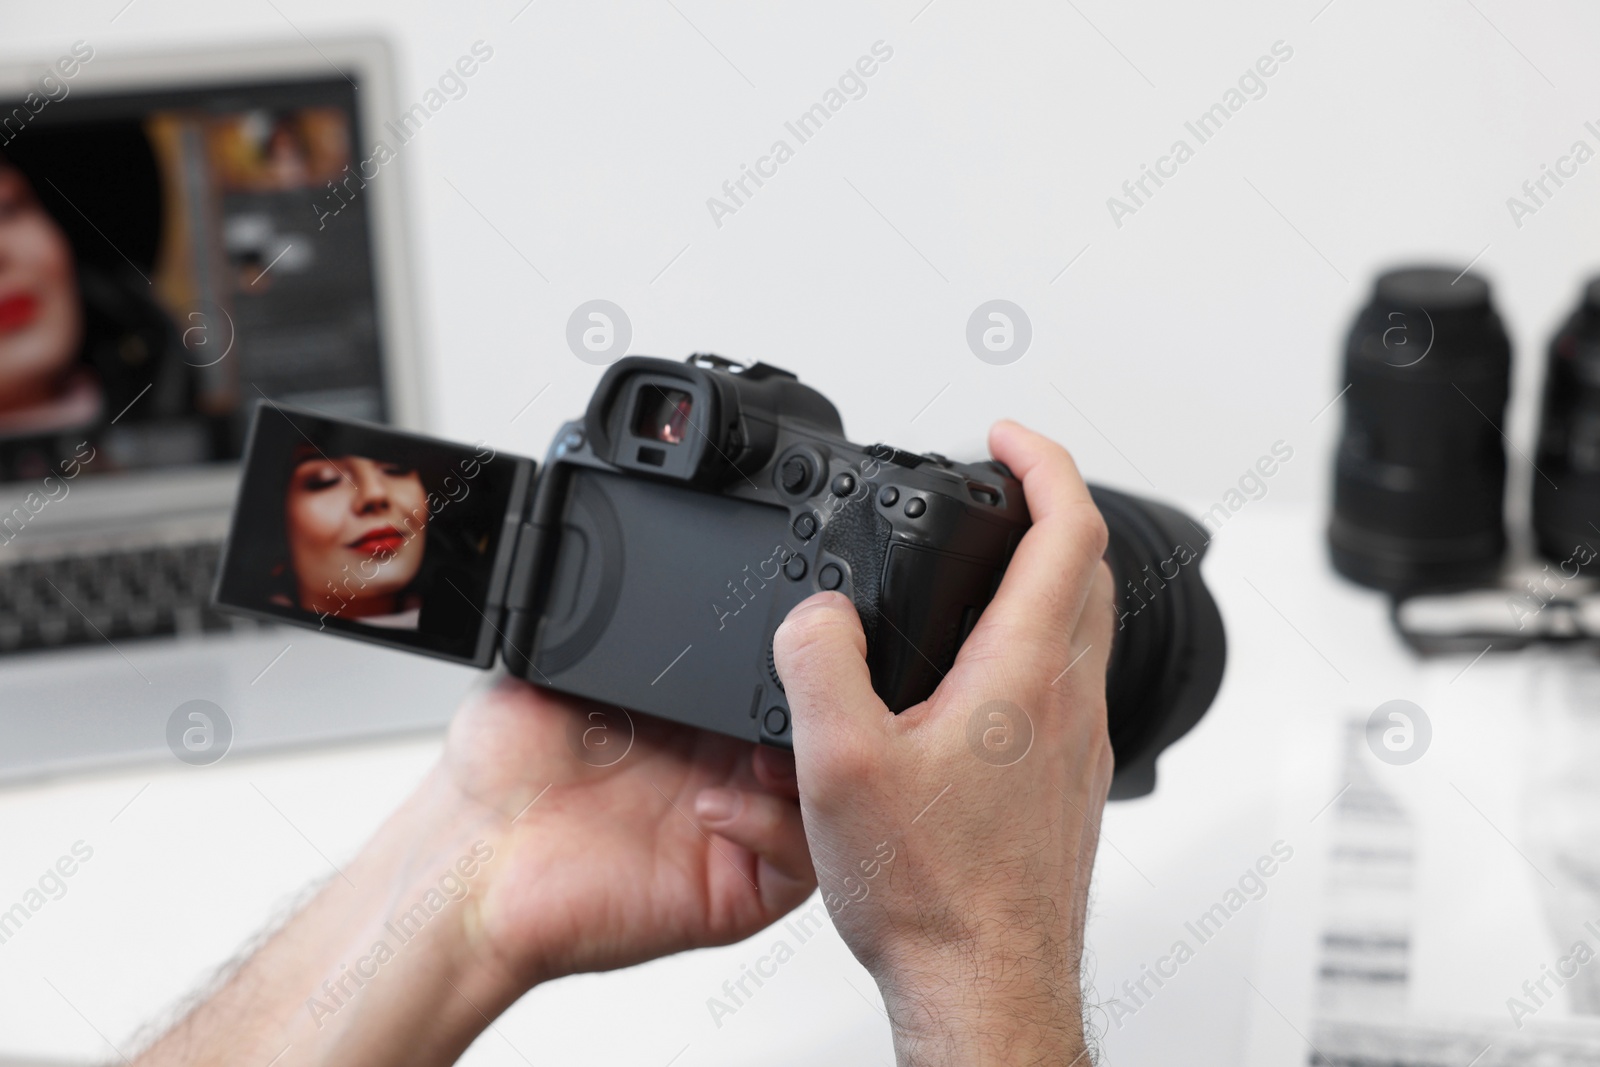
[445,679,816,988]
[135,683,815,1067]
[774,420,1115,1067]
[133,418,1109,1067]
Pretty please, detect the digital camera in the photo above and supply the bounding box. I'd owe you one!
[214,354,1225,797]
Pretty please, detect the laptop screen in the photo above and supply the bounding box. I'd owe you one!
[0,76,386,487]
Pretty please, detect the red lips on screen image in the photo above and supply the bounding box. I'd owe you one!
[0,292,40,333]
[346,525,405,557]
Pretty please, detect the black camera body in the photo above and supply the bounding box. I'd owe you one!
[216,354,1226,798]
[499,354,1030,747]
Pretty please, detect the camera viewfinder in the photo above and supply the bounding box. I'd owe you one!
[633,385,694,445]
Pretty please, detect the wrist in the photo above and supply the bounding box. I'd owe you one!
[874,946,1087,1067]
[138,763,535,1067]
[390,763,533,997]
[312,764,529,1041]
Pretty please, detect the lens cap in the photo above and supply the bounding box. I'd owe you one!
[1328,266,1512,595]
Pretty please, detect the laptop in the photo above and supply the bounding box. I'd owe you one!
[0,39,479,782]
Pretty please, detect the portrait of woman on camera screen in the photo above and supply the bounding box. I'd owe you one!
[275,447,430,630]
[217,408,516,660]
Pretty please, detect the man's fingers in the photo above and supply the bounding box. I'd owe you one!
[773,592,885,736]
[959,421,1109,680]
[1055,560,1116,694]
[990,418,1099,520]
[694,788,816,913]
[752,745,799,799]
[1073,560,1117,652]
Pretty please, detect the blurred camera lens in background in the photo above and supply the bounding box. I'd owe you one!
[633,385,694,444]
[1329,266,1512,595]
[1534,277,1600,571]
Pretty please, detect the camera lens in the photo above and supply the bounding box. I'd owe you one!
[1534,277,1600,571]
[632,385,693,445]
[1090,486,1226,799]
[1328,266,1511,595]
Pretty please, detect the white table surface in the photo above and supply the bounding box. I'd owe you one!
[0,499,1458,1066]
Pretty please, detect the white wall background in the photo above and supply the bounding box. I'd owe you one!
[10,0,1598,510]
[4,2,1599,1064]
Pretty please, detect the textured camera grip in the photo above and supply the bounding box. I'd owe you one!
[819,493,893,647]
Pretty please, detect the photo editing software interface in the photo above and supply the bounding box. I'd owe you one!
[0,75,387,486]
[0,73,390,652]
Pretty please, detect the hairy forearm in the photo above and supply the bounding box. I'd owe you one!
[881,965,1090,1067]
[134,768,518,1067]
[887,1002,1090,1066]
[868,894,1093,1067]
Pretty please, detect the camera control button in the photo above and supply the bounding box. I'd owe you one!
[792,513,817,540]
[831,473,855,497]
[818,563,843,590]
[763,706,790,735]
[783,555,807,581]
[780,456,811,494]
[877,486,899,507]
[904,497,927,518]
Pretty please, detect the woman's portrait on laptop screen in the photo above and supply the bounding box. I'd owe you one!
[0,78,385,486]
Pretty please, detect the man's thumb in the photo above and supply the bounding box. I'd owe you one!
[772,592,882,728]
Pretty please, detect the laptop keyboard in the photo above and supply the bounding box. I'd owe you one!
[0,541,253,655]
